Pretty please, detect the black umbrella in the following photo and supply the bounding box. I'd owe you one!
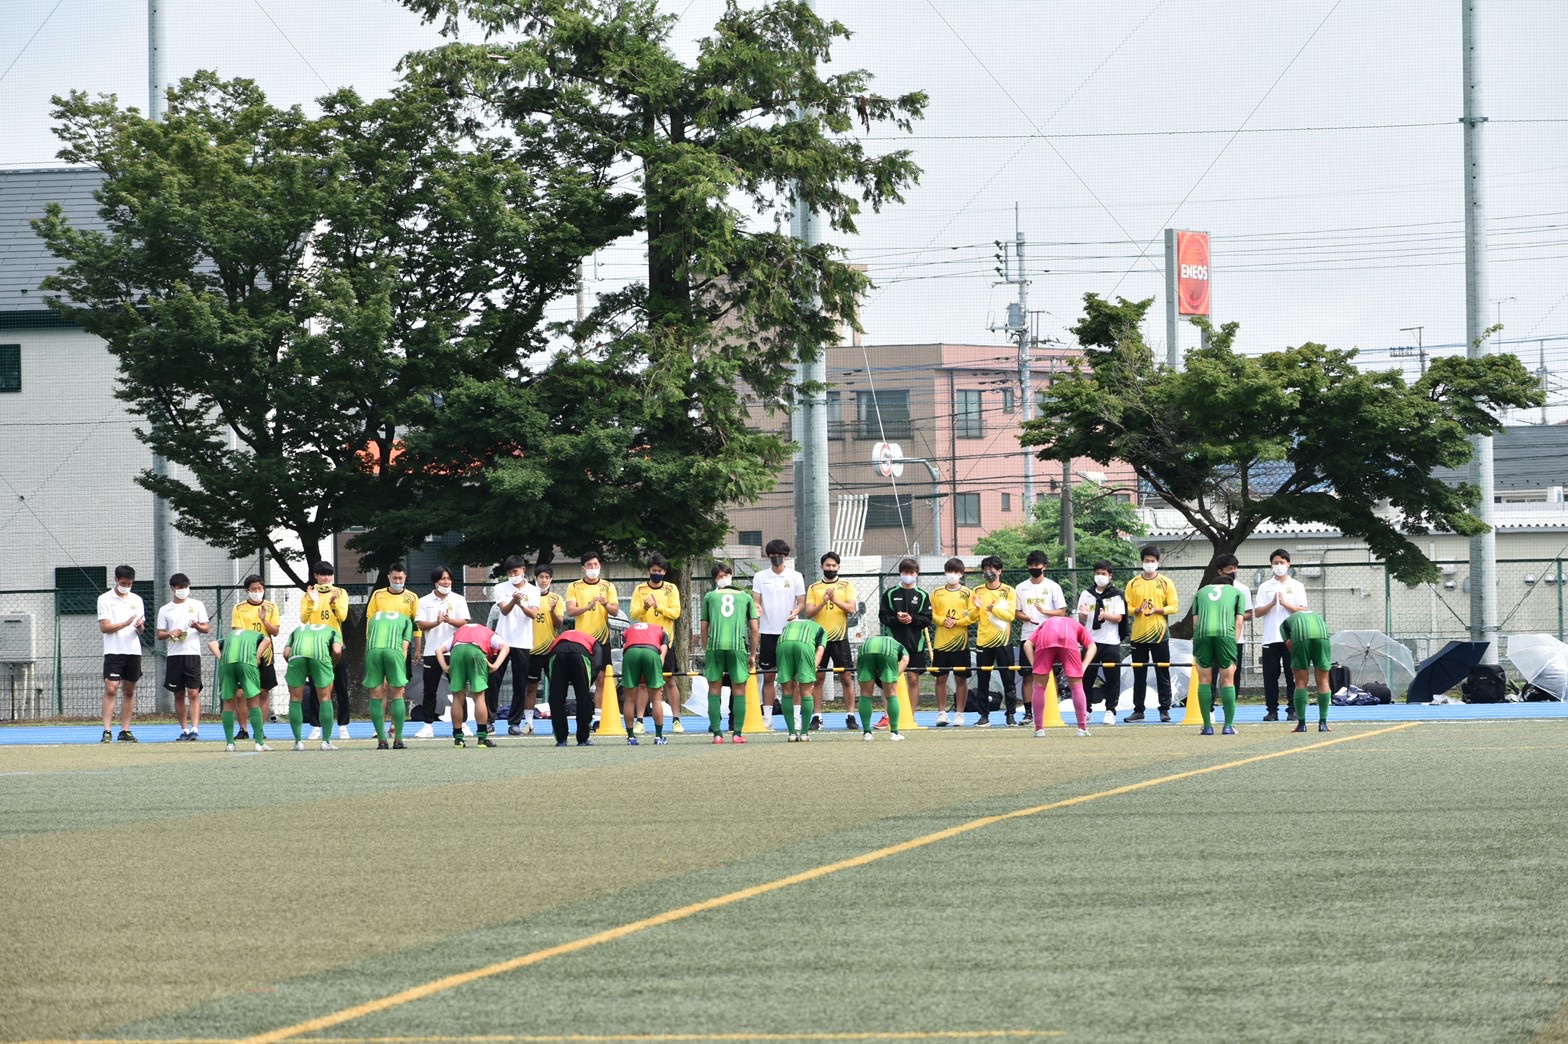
[1407,640,1490,703]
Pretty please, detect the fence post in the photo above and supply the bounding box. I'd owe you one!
[1384,564,1393,638]
[1559,558,1564,643]
[53,597,62,717]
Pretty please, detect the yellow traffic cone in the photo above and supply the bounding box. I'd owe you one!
[1179,666,1204,725]
[894,674,922,730]
[741,672,769,733]
[1038,672,1067,728]
[601,666,624,736]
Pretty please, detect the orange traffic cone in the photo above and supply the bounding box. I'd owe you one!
[741,672,770,733]
[1038,672,1067,728]
[1179,666,1204,725]
[894,674,922,730]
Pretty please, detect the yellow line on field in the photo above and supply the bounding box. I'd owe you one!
[292,1033,1060,1042]
[240,723,1420,1044]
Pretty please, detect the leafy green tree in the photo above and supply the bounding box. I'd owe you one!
[362,0,926,569]
[974,482,1146,576]
[36,73,612,584]
[1022,293,1545,587]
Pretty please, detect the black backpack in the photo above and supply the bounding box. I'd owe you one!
[1461,664,1508,704]
[1090,586,1132,643]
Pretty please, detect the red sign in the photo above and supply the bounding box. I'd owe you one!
[1176,231,1210,316]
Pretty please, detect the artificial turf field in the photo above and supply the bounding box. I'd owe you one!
[4,720,1568,1044]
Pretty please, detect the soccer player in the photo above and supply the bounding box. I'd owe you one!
[700,562,759,744]
[300,561,350,740]
[156,573,210,741]
[565,551,620,731]
[284,623,343,750]
[415,566,470,737]
[436,622,508,747]
[1015,549,1067,725]
[753,538,806,732]
[856,634,910,741]
[971,556,1019,726]
[522,564,566,734]
[620,619,670,744]
[1255,549,1309,721]
[365,606,414,749]
[545,628,601,746]
[491,556,539,737]
[1192,554,1249,736]
[1075,561,1126,726]
[1281,609,1334,733]
[776,616,827,742]
[929,558,975,727]
[230,574,281,740]
[878,558,931,728]
[365,562,418,748]
[1024,614,1098,737]
[805,552,858,731]
[209,629,272,752]
[98,565,146,743]
[1124,545,1180,723]
[629,552,682,734]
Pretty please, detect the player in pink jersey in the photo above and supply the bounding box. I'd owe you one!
[1024,615,1098,737]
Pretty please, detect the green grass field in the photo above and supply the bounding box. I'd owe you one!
[3,721,1568,1044]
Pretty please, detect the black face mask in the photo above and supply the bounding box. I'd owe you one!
[648,574,664,586]
[822,570,838,581]
[984,570,999,582]
[770,555,785,567]
[1028,567,1045,578]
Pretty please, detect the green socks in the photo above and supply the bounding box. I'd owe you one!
[802,696,815,732]
[1221,686,1237,727]
[732,687,747,734]
[887,691,901,733]
[1294,687,1309,722]
[858,696,874,733]
[1198,684,1213,727]
[1317,691,1330,722]
[709,692,723,735]
[319,699,335,740]
[654,717,663,738]
[369,699,386,742]
[391,698,406,741]
[250,706,265,742]
[222,711,236,744]
[289,701,304,742]
[782,697,797,736]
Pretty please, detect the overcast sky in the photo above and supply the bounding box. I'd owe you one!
[4,1,1566,415]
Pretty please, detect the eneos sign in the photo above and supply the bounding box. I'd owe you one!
[1175,230,1210,316]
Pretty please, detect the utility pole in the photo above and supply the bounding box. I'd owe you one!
[1462,0,1497,662]
[1540,340,1550,426]
[992,204,1036,516]
[1164,229,1179,369]
[1396,325,1426,375]
[148,0,177,711]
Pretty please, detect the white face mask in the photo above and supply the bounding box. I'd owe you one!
[899,574,917,587]
[537,579,551,592]
[715,576,732,588]
[944,572,962,586]
[509,572,525,584]
[1272,563,1290,577]
[1142,562,1158,576]
[435,584,452,596]
[172,587,189,600]
[584,566,601,580]
[1094,574,1110,588]
[247,591,265,604]
[388,581,405,593]
[116,583,133,595]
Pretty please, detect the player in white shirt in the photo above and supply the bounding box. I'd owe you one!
[491,555,541,735]
[414,566,471,737]
[98,564,146,743]
[1013,550,1067,725]
[156,573,211,741]
[1076,561,1127,725]
[752,538,806,730]
[1253,548,1309,721]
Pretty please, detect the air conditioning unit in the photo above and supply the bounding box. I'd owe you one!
[0,614,36,663]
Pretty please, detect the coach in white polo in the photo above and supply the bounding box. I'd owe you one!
[753,538,806,731]
[98,564,147,743]
[1254,547,1308,722]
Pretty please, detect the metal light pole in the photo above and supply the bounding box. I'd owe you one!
[148,0,177,711]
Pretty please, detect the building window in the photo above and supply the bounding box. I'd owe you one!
[0,345,19,392]
[856,389,910,440]
[737,530,763,548]
[955,493,981,527]
[1002,386,1015,413]
[56,566,107,615]
[955,389,983,438]
[825,390,844,440]
[866,494,915,528]
[1001,492,1012,512]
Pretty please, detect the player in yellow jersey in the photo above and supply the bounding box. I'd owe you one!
[804,552,858,731]
[629,552,682,733]
[229,573,281,740]
[565,551,620,729]
[365,561,419,747]
[524,563,567,733]
[971,555,1019,726]
[929,558,976,727]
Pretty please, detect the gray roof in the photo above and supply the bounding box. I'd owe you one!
[1431,425,1568,491]
[0,167,105,313]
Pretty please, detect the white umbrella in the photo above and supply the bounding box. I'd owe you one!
[1506,633,1568,700]
[1329,630,1416,693]
[1119,638,1195,705]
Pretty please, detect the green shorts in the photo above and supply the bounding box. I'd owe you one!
[622,645,665,689]
[776,639,819,685]
[704,648,749,685]
[1290,636,1333,673]
[364,647,409,689]
[1192,634,1239,671]
[219,660,262,701]
[285,655,334,690]
[857,648,902,685]
[449,643,490,692]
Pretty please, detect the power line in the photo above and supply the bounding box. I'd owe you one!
[0,0,68,87]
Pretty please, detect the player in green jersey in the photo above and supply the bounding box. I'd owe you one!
[1192,555,1249,736]
[285,623,343,750]
[209,630,273,752]
[776,617,827,742]
[365,609,415,749]
[856,635,910,741]
[700,562,760,743]
[1280,609,1333,732]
